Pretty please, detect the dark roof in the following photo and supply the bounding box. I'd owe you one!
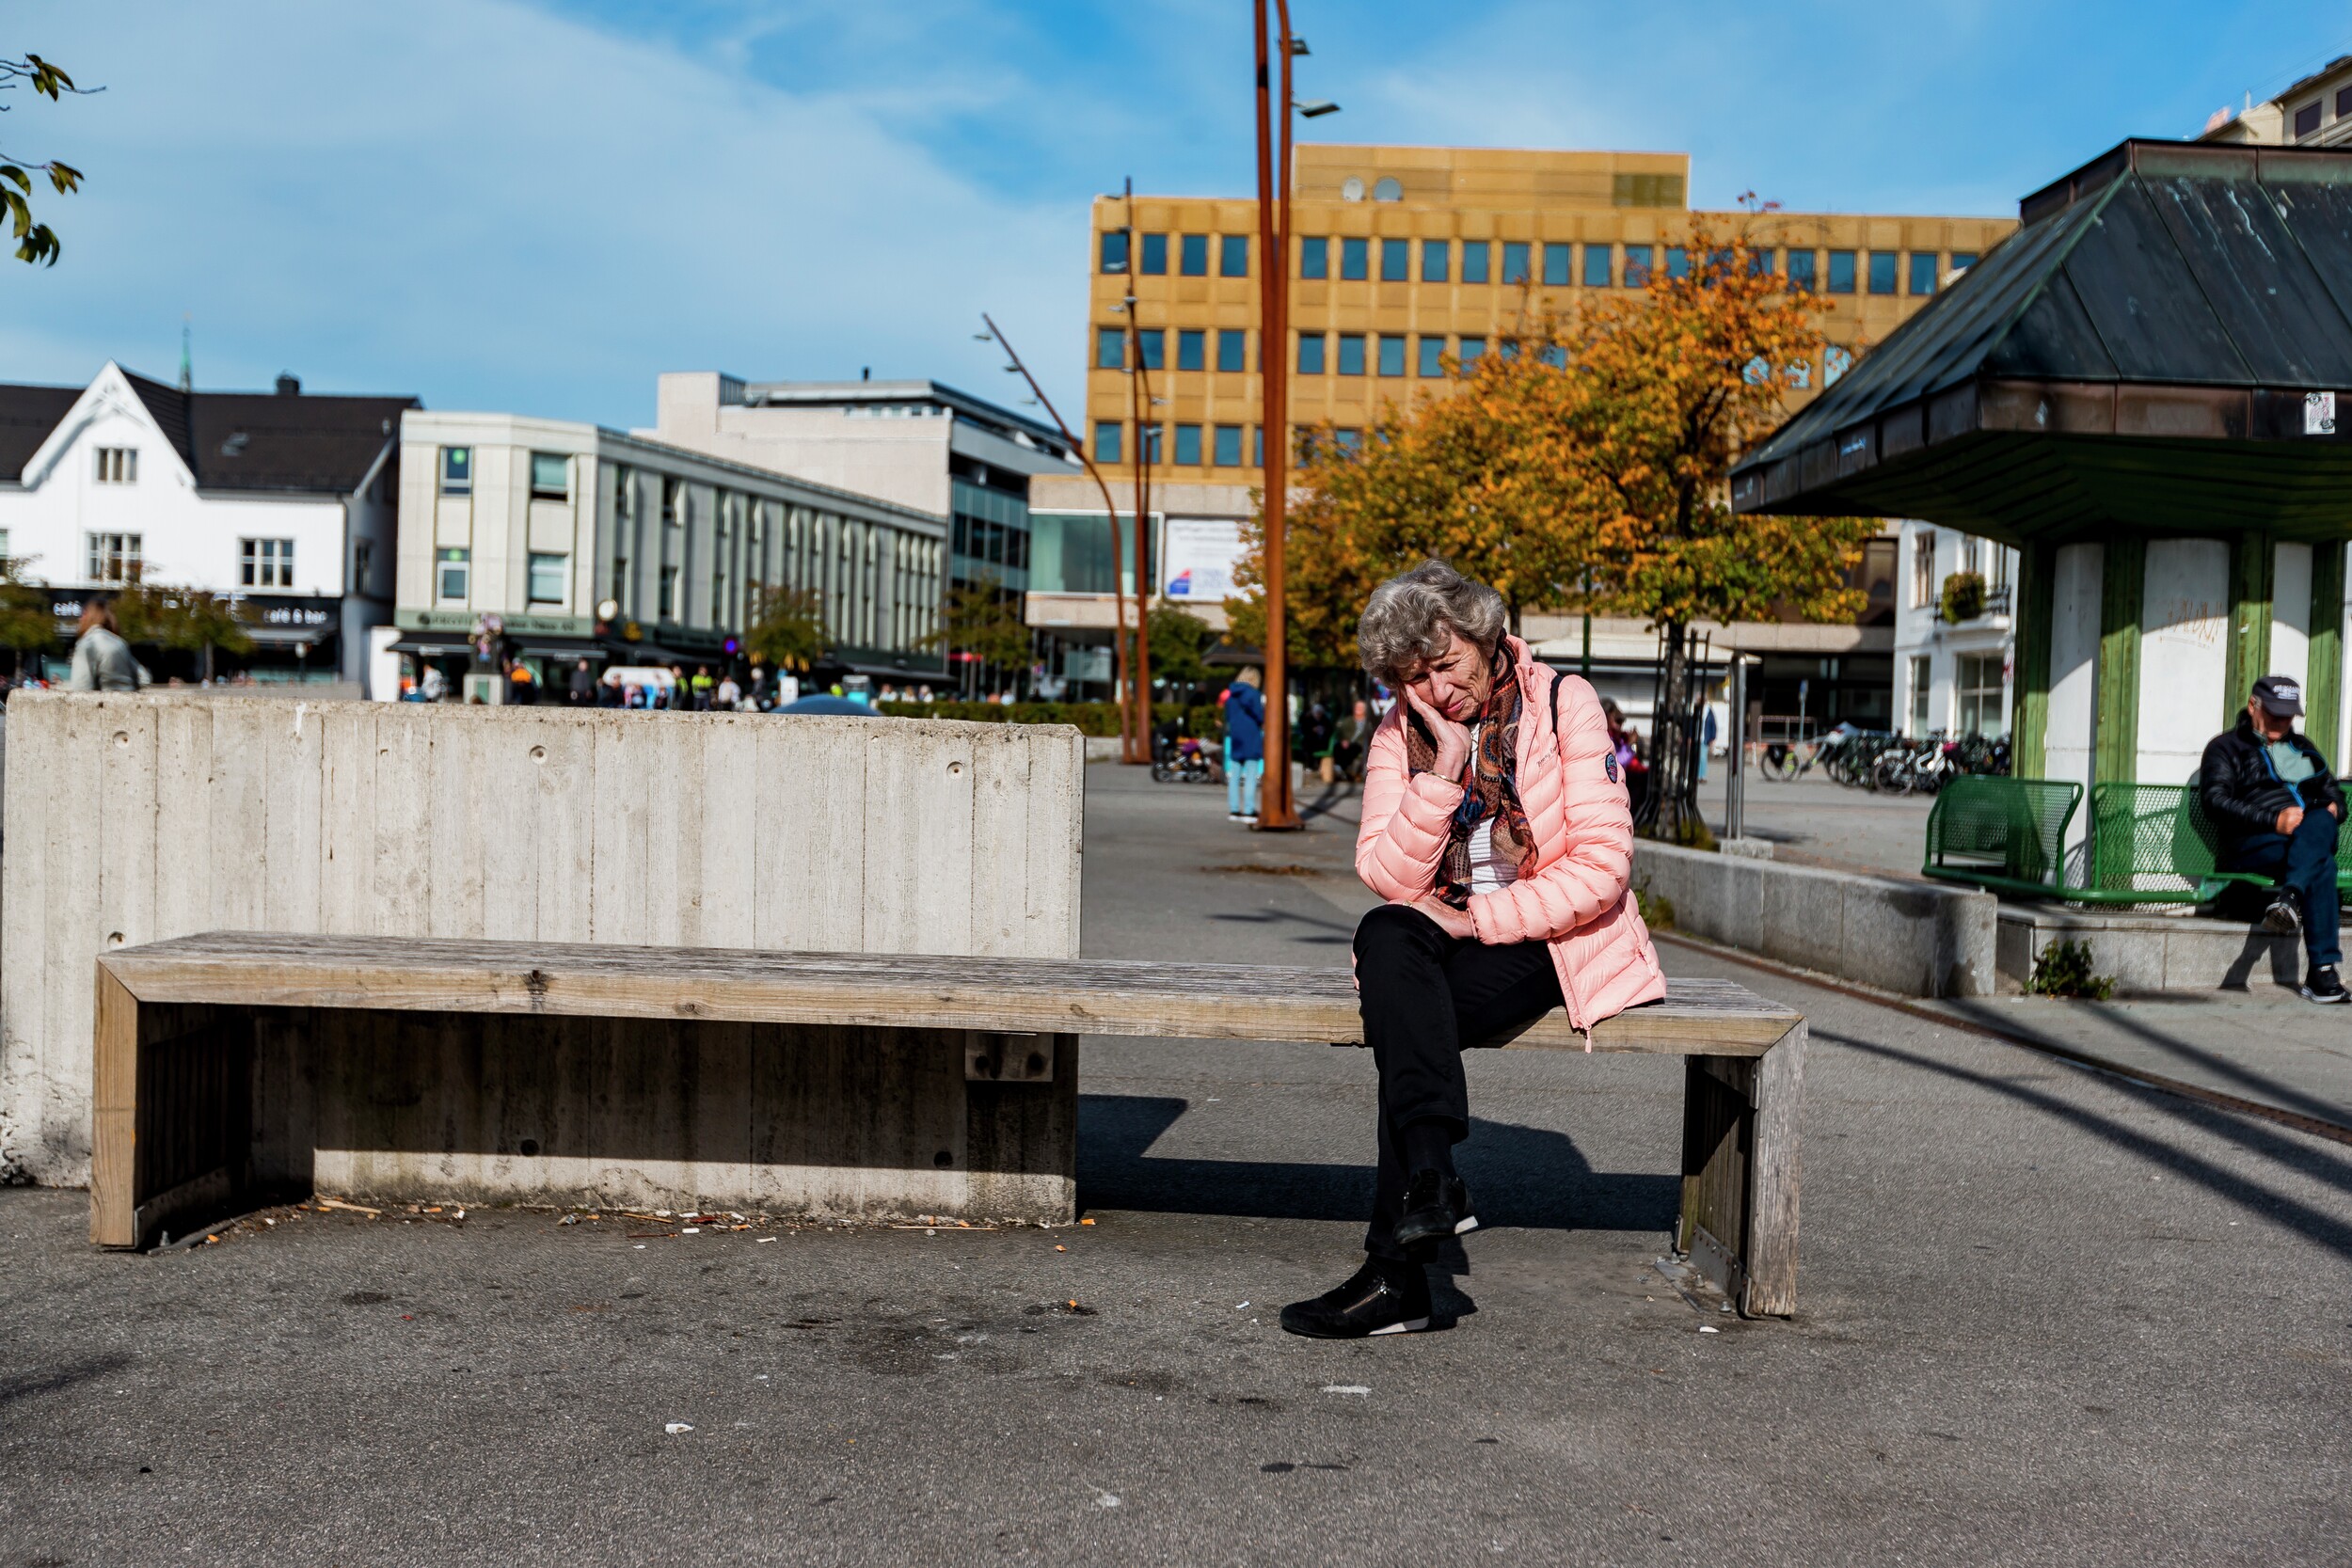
[1730,139,2352,545]
[0,382,84,479]
[123,371,419,494]
[0,367,418,494]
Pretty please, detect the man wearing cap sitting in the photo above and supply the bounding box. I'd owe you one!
[2201,674,2347,1004]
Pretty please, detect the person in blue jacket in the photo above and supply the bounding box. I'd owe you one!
[1224,666,1266,821]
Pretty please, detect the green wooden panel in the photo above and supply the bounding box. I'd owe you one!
[2224,531,2274,725]
[2010,540,2056,780]
[2311,542,2345,762]
[2094,535,2144,788]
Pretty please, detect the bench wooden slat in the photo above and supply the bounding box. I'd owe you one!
[100,932,1802,1056]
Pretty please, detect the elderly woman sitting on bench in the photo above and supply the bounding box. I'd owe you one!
[1281,560,1667,1338]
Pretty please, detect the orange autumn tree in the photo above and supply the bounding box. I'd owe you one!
[1231,201,1875,833]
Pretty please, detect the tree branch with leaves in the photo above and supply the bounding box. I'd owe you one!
[0,53,92,265]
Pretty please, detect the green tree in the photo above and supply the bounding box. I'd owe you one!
[926,575,1032,681]
[744,585,829,673]
[111,580,254,677]
[0,53,89,265]
[1144,603,1216,689]
[0,554,53,671]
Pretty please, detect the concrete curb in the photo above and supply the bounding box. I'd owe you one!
[1633,840,1995,998]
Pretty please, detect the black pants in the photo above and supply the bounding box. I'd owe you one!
[1353,903,1564,1261]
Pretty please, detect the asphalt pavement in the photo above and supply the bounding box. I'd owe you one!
[4,760,2350,1565]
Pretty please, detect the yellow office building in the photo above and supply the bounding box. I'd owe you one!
[1077,144,2015,485]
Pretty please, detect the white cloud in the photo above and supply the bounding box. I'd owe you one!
[0,0,1089,421]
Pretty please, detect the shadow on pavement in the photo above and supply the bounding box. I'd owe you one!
[1943,996,2348,1130]
[1206,907,1356,944]
[1076,1093,1677,1236]
[1825,1029,2352,1260]
[0,1352,133,1410]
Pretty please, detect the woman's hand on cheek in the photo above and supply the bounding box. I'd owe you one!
[1405,687,1472,781]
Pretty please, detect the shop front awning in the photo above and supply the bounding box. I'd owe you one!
[1730,139,2352,545]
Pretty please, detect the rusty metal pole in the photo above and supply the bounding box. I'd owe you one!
[1252,0,1301,829]
[1130,305,1155,764]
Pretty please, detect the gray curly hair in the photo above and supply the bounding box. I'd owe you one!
[1356,560,1508,682]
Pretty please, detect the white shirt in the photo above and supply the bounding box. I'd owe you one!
[1462,721,1518,895]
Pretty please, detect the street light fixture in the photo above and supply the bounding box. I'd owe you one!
[1298,100,1340,117]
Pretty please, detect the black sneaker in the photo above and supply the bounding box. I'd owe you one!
[2301,964,2348,1005]
[1279,1260,1432,1338]
[1392,1171,1478,1249]
[2261,891,2304,936]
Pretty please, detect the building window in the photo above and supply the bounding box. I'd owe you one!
[87,531,143,582]
[2296,100,2323,139]
[1220,233,1248,277]
[1300,236,1327,278]
[1178,328,1206,372]
[1824,344,1852,385]
[1542,243,1571,286]
[1623,245,1652,286]
[1377,334,1406,377]
[662,477,683,529]
[529,451,569,499]
[1786,249,1817,292]
[1665,245,1690,279]
[1333,428,1362,456]
[1140,232,1167,275]
[1459,336,1486,365]
[1179,233,1208,276]
[1341,236,1369,280]
[95,447,137,483]
[1460,241,1489,284]
[1911,531,1939,608]
[1502,241,1531,284]
[1787,356,1812,389]
[1337,333,1366,375]
[660,565,679,620]
[1417,335,1445,377]
[1213,424,1243,467]
[1827,250,1856,294]
[440,446,472,495]
[1582,244,1612,287]
[1867,250,1898,294]
[239,537,294,588]
[437,547,469,602]
[353,539,373,594]
[0,527,9,563]
[1956,653,2006,738]
[1373,177,1402,201]
[1253,425,1264,467]
[1538,344,1567,369]
[1216,328,1248,372]
[1908,252,1939,295]
[1096,326,1124,370]
[1297,333,1327,374]
[1950,251,1978,274]
[1099,230,1128,273]
[1173,424,1202,466]
[528,552,568,605]
[1136,329,1165,371]
[1909,656,1933,736]
[1380,238,1409,281]
[1422,239,1449,282]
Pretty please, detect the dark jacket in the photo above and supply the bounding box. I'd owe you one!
[2200,714,2345,844]
[1225,682,1266,763]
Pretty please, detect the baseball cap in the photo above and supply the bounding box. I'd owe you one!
[2252,674,2304,717]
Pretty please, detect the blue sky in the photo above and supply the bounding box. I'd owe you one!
[2,1,2345,427]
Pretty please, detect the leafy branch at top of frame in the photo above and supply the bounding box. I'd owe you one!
[0,52,97,266]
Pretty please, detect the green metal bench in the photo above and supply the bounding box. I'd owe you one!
[1925,775,2352,905]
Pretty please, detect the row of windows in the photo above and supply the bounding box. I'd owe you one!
[438,446,574,499]
[1099,230,1251,278]
[954,512,1032,572]
[435,547,567,605]
[1096,326,1256,372]
[96,447,138,484]
[2293,85,2352,139]
[1089,422,1271,468]
[1104,329,1854,384]
[75,531,299,588]
[1098,232,1978,297]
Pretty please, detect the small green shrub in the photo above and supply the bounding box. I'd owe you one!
[2026,938,2114,1000]
[1940,570,1987,625]
[1635,884,1676,931]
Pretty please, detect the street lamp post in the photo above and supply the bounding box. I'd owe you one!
[1121,176,1155,763]
[1250,0,1327,831]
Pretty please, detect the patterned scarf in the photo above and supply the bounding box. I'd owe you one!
[1404,642,1536,909]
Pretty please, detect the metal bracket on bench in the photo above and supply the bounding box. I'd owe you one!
[966,1031,1054,1084]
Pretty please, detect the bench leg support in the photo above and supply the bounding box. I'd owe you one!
[1677,1023,1804,1318]
[90,974,252,1250]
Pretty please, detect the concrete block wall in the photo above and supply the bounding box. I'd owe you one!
[1633,841,1995,998]
[1,694,1084,1186]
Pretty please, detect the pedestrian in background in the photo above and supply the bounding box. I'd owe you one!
[568,657,596,706]
[1224,666,1266,822]
[65,599,144,692]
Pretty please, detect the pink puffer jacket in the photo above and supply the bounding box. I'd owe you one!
[1357,636,1667,1037]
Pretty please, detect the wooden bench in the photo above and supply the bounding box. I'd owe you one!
[92,931,1807,1316]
